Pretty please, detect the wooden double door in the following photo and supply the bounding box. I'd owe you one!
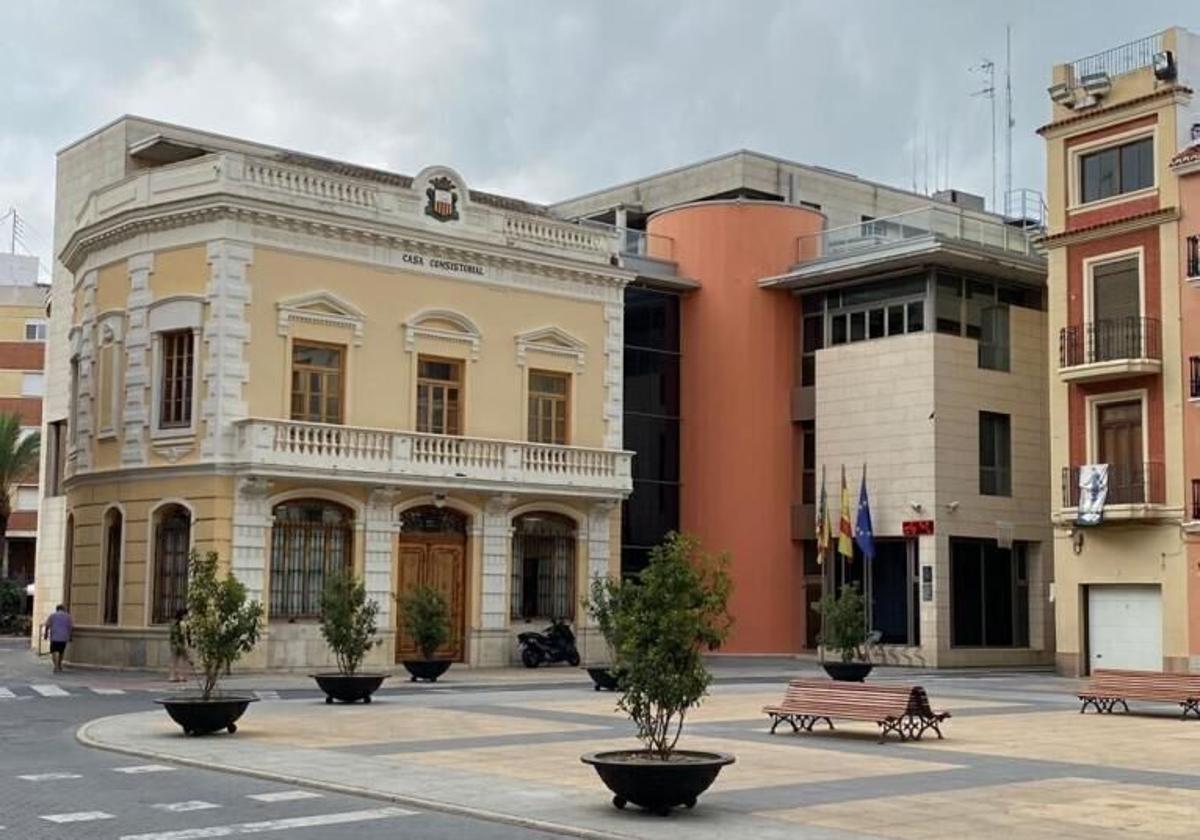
[395,532,467,662]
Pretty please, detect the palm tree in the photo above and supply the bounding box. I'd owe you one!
[0,413,40,580]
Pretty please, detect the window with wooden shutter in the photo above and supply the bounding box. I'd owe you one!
[527,370,569,445]
[290,342,345,424]
[416,357,462,435]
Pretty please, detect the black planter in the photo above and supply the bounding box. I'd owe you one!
[822,661,873,682]
[402,659,452,683]
[155,694,257,736]
[312,673,387,704]
[581,750,735,815]
[586,666,619,692]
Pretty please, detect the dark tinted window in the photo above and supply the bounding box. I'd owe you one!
[1080,136,1153,203]
[624,349,680,417]
[624,286,680,351]
[624,415,680,483]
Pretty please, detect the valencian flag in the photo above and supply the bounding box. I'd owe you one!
[815,466,831,564]
[855,465,876,562]
[837,465,854,561]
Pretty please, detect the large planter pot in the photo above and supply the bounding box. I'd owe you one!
[155,694,258,736]
[581,750,735,815]
[402,659,452,683]
[822,661,873,682]
[312,673,388,704]
[586,666,619,692]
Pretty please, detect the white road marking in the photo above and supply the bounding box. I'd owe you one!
[246,789,322,802]
[118,807,415,839]
[0,688,14,699]
[30,684,69,697]
[40,811,116,823]
[253,690,280,701]
[152,801,221,813]
[113,764,175,774]
[18,772,82,781]
[91,687,126,695]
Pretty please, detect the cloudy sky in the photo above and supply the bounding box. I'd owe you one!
[1,0,1195,272]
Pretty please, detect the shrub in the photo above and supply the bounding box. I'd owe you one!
[397,585,449,660]
[812,583,868,663]
[319,570,380,675]
[585,532,732,760]
[185,551,264,700]
[0,579,21,629]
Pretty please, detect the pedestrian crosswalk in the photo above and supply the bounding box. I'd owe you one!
[0,683,130,699]
[10,768,416,838]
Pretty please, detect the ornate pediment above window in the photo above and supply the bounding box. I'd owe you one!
[514,326,587,372]
[276,291,366,345]
[403,308,481,361]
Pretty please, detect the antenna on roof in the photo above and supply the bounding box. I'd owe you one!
[970,57,997,211]
[1004,24,1014,217]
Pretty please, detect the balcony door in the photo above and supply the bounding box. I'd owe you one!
[1096,400,1143,503]
[1090,256,1140,361]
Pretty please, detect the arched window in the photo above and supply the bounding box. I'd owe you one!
[152,505,191,624]
[270,500,354,619]
[511,513,577,621]
[102,508,123,625]
[62,514,75,611]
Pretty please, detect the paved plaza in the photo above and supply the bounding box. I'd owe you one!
[77,665,1200,839]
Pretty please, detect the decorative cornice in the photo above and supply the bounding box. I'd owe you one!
[60,194,631,295]
[403,308,482,360]
[276,290,366,345]
[1036,207,1179,250]
[514,325,587,371]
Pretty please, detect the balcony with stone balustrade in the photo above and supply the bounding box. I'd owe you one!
[234,418,632,499]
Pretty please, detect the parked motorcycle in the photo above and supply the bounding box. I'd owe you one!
[518,619,581,668]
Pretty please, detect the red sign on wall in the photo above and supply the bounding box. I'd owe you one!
[902,520,935,536]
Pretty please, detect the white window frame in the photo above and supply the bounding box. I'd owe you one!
[1068,125,1157,212]
[23,319,47,342]
[147,297,203,441]
[1085,388,1151,504]
[20,372,44,397]
[1082,246,1145,324]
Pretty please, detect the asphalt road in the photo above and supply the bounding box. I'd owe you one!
[0,639,574,840]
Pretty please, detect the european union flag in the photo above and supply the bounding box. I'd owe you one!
[855,466,875,562]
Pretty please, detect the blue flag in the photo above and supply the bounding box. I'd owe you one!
[855,466,875,562]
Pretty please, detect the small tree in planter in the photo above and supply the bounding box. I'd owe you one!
[812,582,871,681]
[582,576,628,691]
[397,585,451,682]
[156,551,263,735]
[313,570,387,704]
[581,532,735,815]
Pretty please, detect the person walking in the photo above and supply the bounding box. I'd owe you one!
[42,604,73,674]
[168,607,191,683]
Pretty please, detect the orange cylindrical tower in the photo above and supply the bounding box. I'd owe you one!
[648,200,824,653]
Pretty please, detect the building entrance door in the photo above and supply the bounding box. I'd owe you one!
[396,506,468,662]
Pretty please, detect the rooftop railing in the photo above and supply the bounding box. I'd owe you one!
[795,205,1039,265]
[1067,31,1165,85]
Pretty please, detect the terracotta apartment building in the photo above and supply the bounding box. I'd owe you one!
[1041,26,1200,675]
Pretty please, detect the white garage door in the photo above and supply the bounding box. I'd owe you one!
[1088,585,1162,673]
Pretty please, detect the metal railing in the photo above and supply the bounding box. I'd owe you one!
[1059,316,1161,367]
[575,219,675,261]
[1191,356,1200,400]
[1063,462,1165,507]
[1192,479,1200,521]
[1187,235,1199,280]
[795,205,1039,264]
[1068,31,1165,85]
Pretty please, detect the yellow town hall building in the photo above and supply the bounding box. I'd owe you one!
[37,117,632,669]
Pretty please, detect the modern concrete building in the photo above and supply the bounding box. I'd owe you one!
[556,152,1051,665]
[38,116,632,670]
[0,252,47,601]
[1041,27,1200,675]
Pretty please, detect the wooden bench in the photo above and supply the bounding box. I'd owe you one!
[1078,668,1200,719]
[763,678,950,743]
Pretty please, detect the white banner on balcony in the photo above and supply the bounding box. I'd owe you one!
[1077,463,1109,526]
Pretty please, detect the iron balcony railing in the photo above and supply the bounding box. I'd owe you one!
[1191,356,1200,400]
[1067,31,1165,85]
[1192,479,1200,521]
[1187,235,1199,280]
[1062,462,1165,508]
[1059,316,1161,367]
